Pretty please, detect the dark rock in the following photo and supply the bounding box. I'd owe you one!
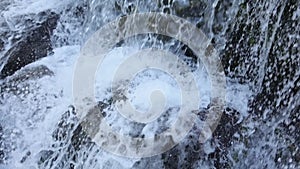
[162,147,180,169]
[38,106,81,168]
[37,150,54,166]
[20,151,31,163]
[209,107,241,168]
[221,1,263,85]
[213,107,241,148]
[4,65,53,82]
[0,11,59,79]
[0,65,54,95]
[132,156,163,168]
[174,0,207,18]
[0,124,3,164]
[0,39,4,51]
[51,1,88,46]
[249,0,300,117]
[222,1,300,167]
[52,106,77,143]
[0,1,10,12]
[159,107,241,169]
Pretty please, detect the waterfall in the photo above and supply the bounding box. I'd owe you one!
[0,0,299,168]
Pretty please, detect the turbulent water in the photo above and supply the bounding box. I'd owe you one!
[0,0,299,169]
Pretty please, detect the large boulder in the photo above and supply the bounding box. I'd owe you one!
[0,11,59,79]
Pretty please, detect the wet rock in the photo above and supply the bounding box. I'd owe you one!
[1,0,297,168]
[0,39,4,51]
[4,65,53,83]
[221,0,299,88]
[36,150,54,166]
[0,11,59,79]
[213,107,241,148]
[38,105,103,168]
[0,1,10,11]
[249,0,300,117]
[162,147,180,169]
[0,65,54,95]
[38,106,81,168]
[221,1,300,167]
[52,106,77,143]
[52,1,88,46]
[174,0,207,18]
[132,156,163,168]
[0,124,17,165]
[0,124,4,164]
[159,107,241,169]
[20,151,31,163]
[209,107,241,168]
[221,1,264,85]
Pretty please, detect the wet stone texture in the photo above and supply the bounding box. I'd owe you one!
[0,10,59,79]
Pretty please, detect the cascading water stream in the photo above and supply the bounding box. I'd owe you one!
[0,0,299,168]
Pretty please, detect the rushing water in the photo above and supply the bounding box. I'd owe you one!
[0,0,299,168]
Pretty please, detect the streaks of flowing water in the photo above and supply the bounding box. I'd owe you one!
[0,0,299,168]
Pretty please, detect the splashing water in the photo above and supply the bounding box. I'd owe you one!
[0,0,299,168]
